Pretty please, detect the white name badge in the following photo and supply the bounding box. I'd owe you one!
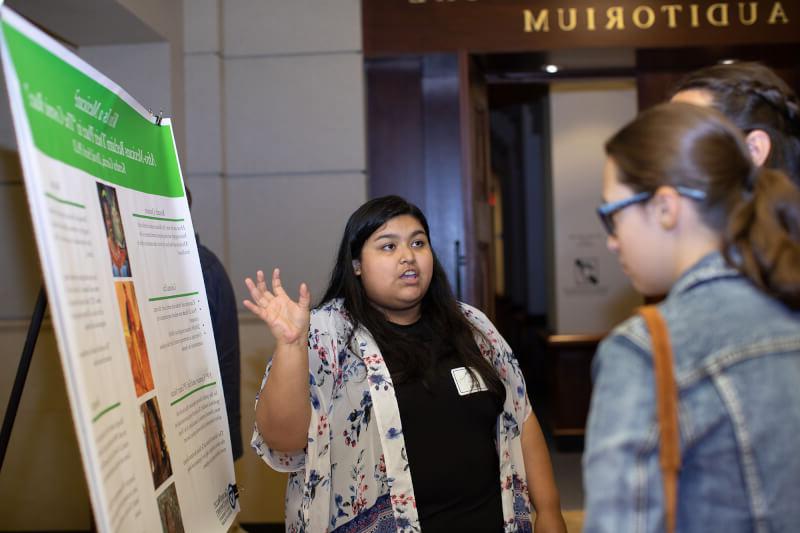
[451,367,489,396]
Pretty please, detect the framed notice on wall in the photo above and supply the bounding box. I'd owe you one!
[0,7,237,532]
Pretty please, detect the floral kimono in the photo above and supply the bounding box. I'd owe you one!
[252,299,533,532]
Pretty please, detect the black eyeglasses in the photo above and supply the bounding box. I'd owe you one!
[596,186,707,236]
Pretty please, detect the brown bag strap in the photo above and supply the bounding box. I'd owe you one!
[639,305,681,533]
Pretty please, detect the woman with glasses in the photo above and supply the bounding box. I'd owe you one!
[584,102,800,532]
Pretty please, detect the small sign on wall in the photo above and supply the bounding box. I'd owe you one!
[573,257,599,287]
[549,83,642,335]
[561,234,609,297]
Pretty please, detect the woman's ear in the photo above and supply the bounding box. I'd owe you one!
[653,186,681,231]
[745,129,772,167]
[352,259,361,276]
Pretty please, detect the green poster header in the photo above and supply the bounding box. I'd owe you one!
[2,20,184,197]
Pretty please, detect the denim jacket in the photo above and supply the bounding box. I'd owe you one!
[583,252,800,533]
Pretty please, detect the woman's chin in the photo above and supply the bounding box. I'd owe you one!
[631,279,666,299]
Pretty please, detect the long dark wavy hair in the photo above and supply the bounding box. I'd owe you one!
[318,195,504,397]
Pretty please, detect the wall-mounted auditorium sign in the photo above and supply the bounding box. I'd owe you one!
[363,1,798,55]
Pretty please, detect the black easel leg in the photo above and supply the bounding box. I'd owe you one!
[0,286,48,471]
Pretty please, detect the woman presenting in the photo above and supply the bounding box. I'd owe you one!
[246,196,565,532]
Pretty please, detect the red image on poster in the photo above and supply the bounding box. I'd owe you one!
[115,281,154,396]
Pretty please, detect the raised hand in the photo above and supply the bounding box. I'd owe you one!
[244,268,311,346]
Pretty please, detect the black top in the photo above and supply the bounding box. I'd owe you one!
[381,320,504,532]
[197,238,242,460]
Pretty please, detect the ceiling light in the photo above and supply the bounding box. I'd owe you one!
[544,64,559,74]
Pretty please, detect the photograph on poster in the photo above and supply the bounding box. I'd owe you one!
[157,483,185,533]
[141,397,173,489]
[0,7,237,530]
[115,281,155,396]
[97,182,132,277]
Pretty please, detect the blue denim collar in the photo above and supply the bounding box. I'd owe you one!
[669,251,742,298]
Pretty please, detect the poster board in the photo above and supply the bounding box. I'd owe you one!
[0,7,237,531]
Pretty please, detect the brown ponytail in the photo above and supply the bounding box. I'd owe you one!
[724,168,800,309]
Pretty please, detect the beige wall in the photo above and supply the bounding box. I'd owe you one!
[0,0,366,528]
[116,0,186,159]
[0,322,93,529]
[549,81,642,335]
[182,0,367,524]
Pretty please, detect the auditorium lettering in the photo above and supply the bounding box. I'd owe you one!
[364,1,798,54]
[522,3,789,32]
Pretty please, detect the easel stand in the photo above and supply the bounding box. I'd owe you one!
[0,286,47,471]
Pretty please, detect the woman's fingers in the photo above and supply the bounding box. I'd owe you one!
[256,270,268,293]
[245,276,273,307]
[298,282,311,312]
[271,268,288,298]
[242,299,258,313]
[244,269,312,346]
[243,298,297,342]
[246,268,310,321]
[242,298,266,320]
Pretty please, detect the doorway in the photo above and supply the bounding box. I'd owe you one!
[365,42,800,451]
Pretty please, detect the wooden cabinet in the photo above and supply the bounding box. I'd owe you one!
[545,334,603,447]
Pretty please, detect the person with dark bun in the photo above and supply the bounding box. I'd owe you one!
[584,103,800,532]
[671,61,800,186]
